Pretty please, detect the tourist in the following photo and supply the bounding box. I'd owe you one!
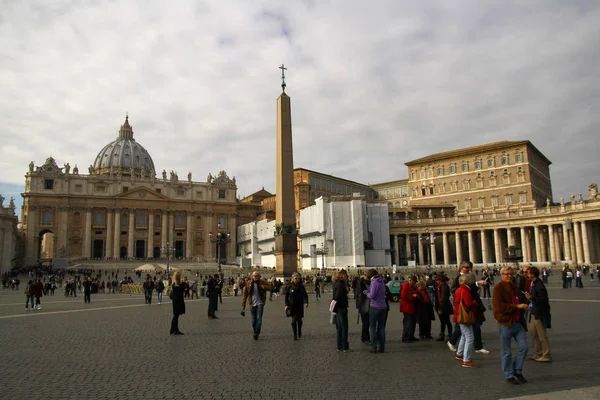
[332,269,350,352]
[156,278,165,304]
[435,274,453,342]
[416,279,434,340]
[524,267,552,362]
[33,279,43,310]
[492,267,529,385]
[25,280,35,311]
[83,277,91,303]
[400,276,418,343]
[454,273,479,368]
[207,274,219,319]
[143,274,154,304]
[365,269,387,353]
[241,271,272,340]
[314,278,321,301]
[170,270,185,335]
[355,273,371,344]
[283,272,309,340]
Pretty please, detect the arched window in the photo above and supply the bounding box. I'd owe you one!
[154,214,160,226]
[175,214,184,227]
[95,212,104,226]
[121,214,128,227]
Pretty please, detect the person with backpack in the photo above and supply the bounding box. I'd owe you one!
[25,280,35,311]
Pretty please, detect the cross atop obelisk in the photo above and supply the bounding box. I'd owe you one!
[279,63,287,92]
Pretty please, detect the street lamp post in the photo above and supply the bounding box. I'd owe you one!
[420,230,435,267]
[161,242,175,283]
[209,226,230,279]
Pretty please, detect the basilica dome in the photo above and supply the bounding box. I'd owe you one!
[92,116,156,177]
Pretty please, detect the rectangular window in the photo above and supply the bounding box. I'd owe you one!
[176,189,185,196]
[136,212,146,227]
[44,179,54,190]
[478,198,485,209]
[505,195,512,206]
[437,167,443,176]
[219,190,226,199]
[156,189,162,194]
[491,196,499,207]
[74,184,82,193]
[123,187,129,192]
[519,193,527,203]
[449,164,456,173]
[95,212,104,226]
[95,185,106,193]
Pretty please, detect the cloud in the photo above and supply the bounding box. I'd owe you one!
[0,0,598,205]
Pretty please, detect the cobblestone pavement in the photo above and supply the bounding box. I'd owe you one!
[0,274,599,400]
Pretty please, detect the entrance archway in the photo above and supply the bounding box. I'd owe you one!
[38,230,56,260]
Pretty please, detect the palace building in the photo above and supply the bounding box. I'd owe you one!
[20,116,239,267]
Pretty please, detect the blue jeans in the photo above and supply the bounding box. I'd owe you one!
[369,308,387,352]
[457,324,474,362]
[335,307,349,350]
[251,304,264,336]
[157,292,163,303]
[499,322,528,378]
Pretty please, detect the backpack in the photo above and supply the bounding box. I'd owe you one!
[25,283,32,296]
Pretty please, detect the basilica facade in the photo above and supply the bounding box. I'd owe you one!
[21,116,239,266]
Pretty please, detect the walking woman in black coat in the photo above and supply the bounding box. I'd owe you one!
[170,270,185,335]
[284,272,309,340]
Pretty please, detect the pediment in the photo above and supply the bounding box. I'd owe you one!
[115,187,168,200]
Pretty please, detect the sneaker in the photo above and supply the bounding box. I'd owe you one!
[535,356,552,362]
[475,349,490,354]
[25,308,28,311]
[461,361,480,368]
[37,305,41,310]
[455,354,464,361]
[506,377,520,385]
[447,341,457,352]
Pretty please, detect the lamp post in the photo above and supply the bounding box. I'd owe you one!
[210,225,230,279]
[315,242,329,275]
[161,242,175,283]
[420,230,435,267]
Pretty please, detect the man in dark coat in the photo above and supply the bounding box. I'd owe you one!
[206,274,219,319]
[524,266,552,362]
[355,274,371,343]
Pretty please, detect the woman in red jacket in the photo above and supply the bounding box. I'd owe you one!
[400,276,418,343]
[453,273,479,368]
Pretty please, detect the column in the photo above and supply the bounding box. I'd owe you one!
[569,229,576,264]
[548,225,556,261]
[113,209,121,258]
[481,230,489,264]
[562,222,571,261]
[58,206,69,256]
[581,220,591,264]
[455,232,463,264]
[442,232,450,266]
[26,206,38,261]
[168,212,175,245]
[493,228,501,263]
[394,235,400,266]
[468,230,476,263]
[147,210,154,258]
[127,210,135,258]
[205,212,213,259]
[540,228,548,261]
[430,232,437,265]
[520,227,528,262]
[534,226,542,262]
[186,212,193,259]
[106,209,113,258]
[507,228,514,247]
[574,221,584,264]
[418,234,424,265]
[405,234,411,265]
[84,208,92,258]
[228,212,237,264]
[161,211,168,249]
[555,227,563,261]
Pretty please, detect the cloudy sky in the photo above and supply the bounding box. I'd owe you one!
[1,0,599,213]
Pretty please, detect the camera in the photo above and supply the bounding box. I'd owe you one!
[240,310,245,316]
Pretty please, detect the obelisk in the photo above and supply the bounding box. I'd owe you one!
[274,64,298,278]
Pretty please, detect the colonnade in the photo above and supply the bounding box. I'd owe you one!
[391,219,597,266]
